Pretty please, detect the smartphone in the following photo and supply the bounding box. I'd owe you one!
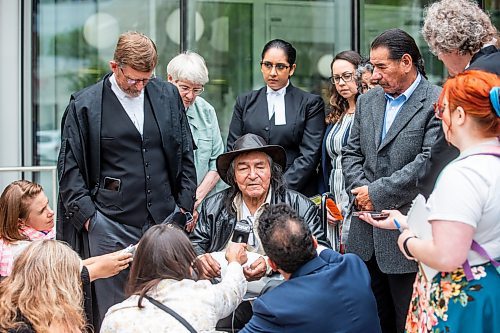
[103,176,121,191]
[353,211,389,220]
[122,244,136,258]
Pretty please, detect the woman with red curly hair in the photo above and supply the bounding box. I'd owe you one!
[359,70,500,332]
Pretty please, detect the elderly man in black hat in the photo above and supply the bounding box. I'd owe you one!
[191,133,329,277]
[190,133,329,330]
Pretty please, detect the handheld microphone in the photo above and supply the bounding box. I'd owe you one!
[232,219,252,243]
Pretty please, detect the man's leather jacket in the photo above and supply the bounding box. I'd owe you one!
[190,188,330,255]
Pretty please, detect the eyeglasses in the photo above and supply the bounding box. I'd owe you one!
[433,102,445,119]
[119,66,154,85]
[330,72,354,84]
[176,82,204,96]
[260,61,290,73]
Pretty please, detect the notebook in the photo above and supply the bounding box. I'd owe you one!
[406,194,438,281]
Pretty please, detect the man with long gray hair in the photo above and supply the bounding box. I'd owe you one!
[190,133,329,330]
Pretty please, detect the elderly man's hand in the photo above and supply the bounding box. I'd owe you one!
[352,185,374,211]
[225,243,248,265]
[243,256,267,281]
[196,253,221,279]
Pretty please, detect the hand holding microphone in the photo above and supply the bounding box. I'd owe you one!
[232,219,252,244]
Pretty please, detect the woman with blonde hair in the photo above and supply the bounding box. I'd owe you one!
[0,240,86,333]
[360,70,500,332]
[0,179,132,331]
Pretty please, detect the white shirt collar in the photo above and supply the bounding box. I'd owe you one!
[266,81,289,96]
[109,73,145,136]
[266,82,288,125]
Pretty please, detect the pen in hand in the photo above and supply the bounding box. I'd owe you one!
[393,219,405,233]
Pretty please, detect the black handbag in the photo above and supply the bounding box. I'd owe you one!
[144,295,197,333]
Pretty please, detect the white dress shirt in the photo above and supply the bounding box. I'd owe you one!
[266,82,288,126]
[110,74,145,137]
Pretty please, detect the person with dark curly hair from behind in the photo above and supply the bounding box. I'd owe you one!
[241,203,381,333]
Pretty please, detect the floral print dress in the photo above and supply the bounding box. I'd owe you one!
[405,262,499,333]
[405,144,500,332]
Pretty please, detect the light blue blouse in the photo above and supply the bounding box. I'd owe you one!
[186,96,225,196]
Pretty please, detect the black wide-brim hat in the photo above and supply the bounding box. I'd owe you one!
[217,133,287,184]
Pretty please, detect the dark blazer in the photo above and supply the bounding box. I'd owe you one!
[468,45,500,75]
[417,46,500,197]
[227,83,325,196]
[342,77,441,273]
[57,75,196,258]
[241,249,381,333]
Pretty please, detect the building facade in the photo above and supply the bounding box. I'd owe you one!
[0,0,497,200]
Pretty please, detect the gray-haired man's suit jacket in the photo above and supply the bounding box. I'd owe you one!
[342,77,441,274]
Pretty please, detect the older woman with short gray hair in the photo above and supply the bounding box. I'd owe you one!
[421,0,498,76]
[355,60,375,94]
[417,0,499,200]
[167,51,224,231]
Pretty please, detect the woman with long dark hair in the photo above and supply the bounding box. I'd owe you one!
[101,223,248,332]
[320,50,362,246]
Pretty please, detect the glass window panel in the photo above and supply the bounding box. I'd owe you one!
[361,0,444,85]
[484,0,499,29]
[186,0,349,140]
[33,0,182,163]
[32,0,355,169]
[33,0,181,196]
[33,0,353,151]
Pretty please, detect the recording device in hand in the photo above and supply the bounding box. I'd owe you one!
[232,219,252,243]
[162,206,193,230]
[353,211,390,220]
[122,244,137,259]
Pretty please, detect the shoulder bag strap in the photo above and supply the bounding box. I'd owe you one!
[459,145,500,281]
[462,240,500,281]
[144,295,197,333]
